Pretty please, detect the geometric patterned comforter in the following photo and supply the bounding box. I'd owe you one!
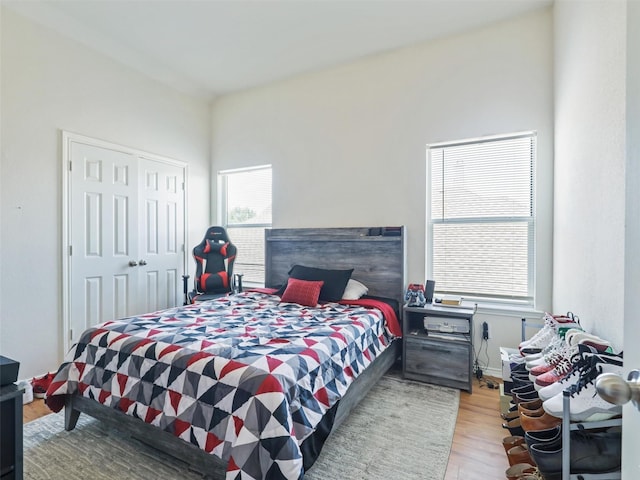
[45,291,397,480]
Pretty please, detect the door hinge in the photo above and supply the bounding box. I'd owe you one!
[69,161,72,171]
[69,329,74,341]
[69,245,73,256]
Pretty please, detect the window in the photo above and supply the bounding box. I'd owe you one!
[218,165,272,285]
[427,132,536,305]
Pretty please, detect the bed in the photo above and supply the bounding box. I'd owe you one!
[45,226,405,480]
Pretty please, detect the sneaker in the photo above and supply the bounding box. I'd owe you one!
[542,360,624,421]
[538,348,623,401]
[520,327,556,356]
[526,337,567,369]
[534,354,577,389]
[520,315,581,357]
[31,372,54,399]
[528,333,610,379]
[523,325,582,364]
[528,343,574,379]
[569,332,614,354]
[525,335,565,367]
[519,313,556,344]
[536,339,619,389]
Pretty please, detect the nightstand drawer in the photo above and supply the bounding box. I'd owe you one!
[404,336,472,391]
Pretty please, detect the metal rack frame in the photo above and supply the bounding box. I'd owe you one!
[521,317,544,343]
[519,317,622,480]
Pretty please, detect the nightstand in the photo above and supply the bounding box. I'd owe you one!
[402,303,474,392]
[0,384,24,480]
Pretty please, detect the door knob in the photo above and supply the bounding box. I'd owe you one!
[595,370,640,412]
[139,259,147,266]
[128,260,138,267]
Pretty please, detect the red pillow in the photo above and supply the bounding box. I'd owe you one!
[280,277,324,307]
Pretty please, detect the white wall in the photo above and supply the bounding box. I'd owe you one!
[211,9,554,371]
[623,0,640,475]
[553,1,626,350]
[0,8,211,378]
[555,1,637,474]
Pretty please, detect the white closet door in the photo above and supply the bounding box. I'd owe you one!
[66,136,186,348]
[137,157,185,314]
[69,141,139,344]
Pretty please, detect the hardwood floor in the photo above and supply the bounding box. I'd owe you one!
[22,395,52,423]
[23,375,510,480]
[444,377,510,480]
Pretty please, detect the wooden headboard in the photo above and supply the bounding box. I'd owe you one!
[265,227,406,307]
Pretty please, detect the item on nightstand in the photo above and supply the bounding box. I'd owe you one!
[424,280,435,304]
[437,295,462,306]
[423,316,470,334]
[405,283,426,307]
[0,355,19,386]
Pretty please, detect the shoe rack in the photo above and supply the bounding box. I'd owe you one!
[517,317,622,480]
[521,317,545,344]
[561,390,621,480]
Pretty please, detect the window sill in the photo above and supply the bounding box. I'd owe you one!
[471,301,543,319]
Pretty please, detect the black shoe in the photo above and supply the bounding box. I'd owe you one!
[530,428,621,479]
[514,389,539,403]
[510,362,529,374]
[511,371,534,381]
[502,417,525,437]
[511,383,537,395]
[524,425,561,451]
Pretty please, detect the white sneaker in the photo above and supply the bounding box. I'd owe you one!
[519,317,556,352]
[528,343,574,381]
[538,348,622,401]
[520,327,558,355]
[520,317,581,357]
[569,332,614,353]
[542,361,624,421]
[527,329,605,371]
[525,336,565,368]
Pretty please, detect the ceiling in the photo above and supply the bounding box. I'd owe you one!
[3,0,551,100]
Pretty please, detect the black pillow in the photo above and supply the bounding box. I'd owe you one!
[276,265,354,302]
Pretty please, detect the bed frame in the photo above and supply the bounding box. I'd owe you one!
[63,226,406,476]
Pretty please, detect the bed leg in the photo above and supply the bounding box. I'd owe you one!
[64,397,80,431]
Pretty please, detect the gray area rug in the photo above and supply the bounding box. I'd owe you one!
[24,374,459,480]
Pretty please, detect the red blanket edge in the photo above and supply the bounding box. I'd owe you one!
[338,298,402,338]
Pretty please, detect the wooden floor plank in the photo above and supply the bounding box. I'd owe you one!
[445,378,511,480]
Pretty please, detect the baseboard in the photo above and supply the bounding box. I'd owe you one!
[483,367,503,379]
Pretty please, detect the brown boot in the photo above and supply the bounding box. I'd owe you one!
[507,445,534,467]
[502,435,525,455]
[505,462,536,480]
[519,411,562,433]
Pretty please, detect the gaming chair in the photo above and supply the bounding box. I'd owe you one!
[184,226,237,303]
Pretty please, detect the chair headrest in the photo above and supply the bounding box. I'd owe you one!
[203,226,231,243]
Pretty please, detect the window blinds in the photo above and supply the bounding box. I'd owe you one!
[219,166,272,285]
[428,133,536,303]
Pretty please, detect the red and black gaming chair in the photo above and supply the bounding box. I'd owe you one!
[184,226,237,303]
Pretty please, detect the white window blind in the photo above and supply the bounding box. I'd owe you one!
[219,165,272,285]
[428,132,536,304]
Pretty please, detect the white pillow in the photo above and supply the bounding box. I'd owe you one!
[342,279,369,300]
